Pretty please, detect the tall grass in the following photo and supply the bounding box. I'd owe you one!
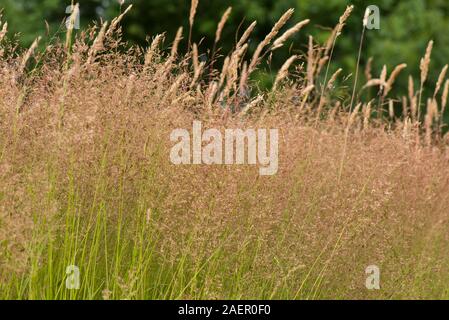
[1,4,449,300]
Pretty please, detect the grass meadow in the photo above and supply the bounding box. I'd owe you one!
[1,3,449,299]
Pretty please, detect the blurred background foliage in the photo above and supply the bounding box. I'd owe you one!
[2,0,449,98]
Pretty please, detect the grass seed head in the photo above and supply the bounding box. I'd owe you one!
[420,40,434,85]
[215,7,232,44]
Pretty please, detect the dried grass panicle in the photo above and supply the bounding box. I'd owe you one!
[188,0,199,49]
[248,8,294,73]
[408,76,415,101]
[417,40,434,120]
[215,7,232,44]
[432,98,439,121]
[190,44,205,87]
[0,18,8,57]
[273,55,298,90]
[236,21,257,50]
[363,101,372,128]
[327,68,343,90]
[434,64,448,98]
[388,99,395,119]
[301,84,315,97]
[240,94,263,115]
[162,73,188,104]
[230,42,248,65]
[87,21,108,64]
[161,39,181,80]
[271,19,310,51]
[19,36,41,75]
[380,65,387,84]
[384,63,407,97]
[425,98,438,144]
[307,35,316,87]
[238,62,249,94]
[298,84,315,112]
[336,5,354,36]
[420,40,434,85]
[0,18,7,42]
[322,5,354,60]
[170,27,184,59]
[223,43,248,97]
[363,7,371,27]
[365,57,373,81]
[365,65,389,94]
[107,4,133,36]
[65,3,79,51]
[192,43,200,72]
[346,102,361,132]
[442,79,449,113]
[189,0,199,28]
[410,96,418,122]
[317,56,329,74]
[363,79,384,90]
[363,65,389,92]
[363,63,413,98]
[191,61,205,88]
[218,56,230,88]
[402,96,408,118]
[144,34,164,66]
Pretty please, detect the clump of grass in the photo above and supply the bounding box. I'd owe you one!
[1,4,449,300]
